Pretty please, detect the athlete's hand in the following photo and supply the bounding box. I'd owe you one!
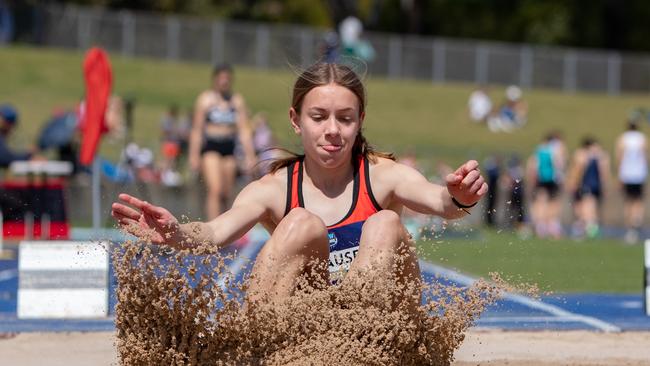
[446,160,488,206]
[111,193,181,245]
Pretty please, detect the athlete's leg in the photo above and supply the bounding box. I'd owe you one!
[220,155,238,209]
[630,198,644,229]
[247,208,329,304]
[347,210,421,309]
[201,152,224,220]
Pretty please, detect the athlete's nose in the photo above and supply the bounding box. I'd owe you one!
[324,116,340,136]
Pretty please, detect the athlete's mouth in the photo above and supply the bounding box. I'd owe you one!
[321,144,343,152]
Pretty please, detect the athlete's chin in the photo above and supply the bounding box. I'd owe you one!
[317,151,349,168]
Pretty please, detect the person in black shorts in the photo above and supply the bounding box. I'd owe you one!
[189,64,256,219]
[567,137,610,239]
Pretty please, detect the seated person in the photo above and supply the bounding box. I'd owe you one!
[0,104,32,168]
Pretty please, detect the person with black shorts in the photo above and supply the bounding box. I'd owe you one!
[189,64,256,220]
[567,137,610,239]
[616,121,647,244]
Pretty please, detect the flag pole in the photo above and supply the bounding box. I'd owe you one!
[92,157,101,231]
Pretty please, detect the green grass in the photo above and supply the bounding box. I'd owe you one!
[2,45,650,171]
[418,229,645,293]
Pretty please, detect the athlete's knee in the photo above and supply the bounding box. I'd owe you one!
[362,210,409,248]
[275,208,328,251]
[363,210,403,233]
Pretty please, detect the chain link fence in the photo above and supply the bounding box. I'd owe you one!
[23,4,650,94]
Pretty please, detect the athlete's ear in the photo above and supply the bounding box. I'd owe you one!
[359,111,365,128]
[289,107,301,135]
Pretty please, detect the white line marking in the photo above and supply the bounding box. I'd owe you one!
[418,260,621,332]
[0,269,17,282]
[217,239,265,289]
[478,316,606,323]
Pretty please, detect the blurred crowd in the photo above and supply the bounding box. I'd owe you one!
[478,122,647,245]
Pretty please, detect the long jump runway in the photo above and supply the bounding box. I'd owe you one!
[1,228,649,333]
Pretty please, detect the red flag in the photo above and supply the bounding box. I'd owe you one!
[79,47,113,165]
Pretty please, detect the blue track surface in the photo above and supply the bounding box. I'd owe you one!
[1,230,649,333]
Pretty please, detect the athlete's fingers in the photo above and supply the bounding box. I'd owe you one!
[476,182,489,197]
[455,160,479,176]
[468,176,485,195]
[111,202,142,221]
[141,201,167,219]
[118,193,148,210]
[460,170,480,189]
[446,173,462,186]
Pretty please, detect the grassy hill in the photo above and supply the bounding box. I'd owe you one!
[2,45,649,172]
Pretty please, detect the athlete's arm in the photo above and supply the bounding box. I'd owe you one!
[615,136,624,173]
[385,160,487,219]
[233,94,257,171]
[112,177,277,249]
[189,93,208,171]
[565,150,584,193]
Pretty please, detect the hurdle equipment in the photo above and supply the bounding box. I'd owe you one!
[17,240,110,318]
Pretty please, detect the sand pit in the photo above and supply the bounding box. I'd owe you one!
[0,330,648,365]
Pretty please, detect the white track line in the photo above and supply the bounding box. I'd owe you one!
[418,260,621,332]
[0,269,18,282]
[217,239,265,289]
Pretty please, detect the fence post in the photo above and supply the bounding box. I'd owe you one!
[519,45,533,88]
[77,7,92,50]
[166,17,180,61]
[120,11,135,57]
[563,51,577,93]
[300,28,314,67]
[475,44,488,84]
[432,39,446,83]
[388,36,401,79]
[607,52,621,95]
[211,21,224,65]
[256,24,270,69]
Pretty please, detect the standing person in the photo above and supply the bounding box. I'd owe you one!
[567,137,611,239]
[112,63,487,306]
[503,154,527,236]
[483,155,500,227]
[527,133,564,238]
[189,64,257,220]
[616,121,647,244]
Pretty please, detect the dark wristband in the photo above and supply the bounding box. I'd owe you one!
[452,197,477,214]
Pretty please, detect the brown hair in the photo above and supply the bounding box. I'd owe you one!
[269,63,394,173]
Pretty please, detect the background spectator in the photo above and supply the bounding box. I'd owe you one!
[0,104,32,168]
[468,86,492,124]
[567,137,611,239]
[616,120,647,244]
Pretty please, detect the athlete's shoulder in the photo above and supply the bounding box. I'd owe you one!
[369,157,421,182]
[196,90,216,105]
[231,93,246,105]
[239,170,286,203]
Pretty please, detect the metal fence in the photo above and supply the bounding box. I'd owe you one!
[27,4,650,94]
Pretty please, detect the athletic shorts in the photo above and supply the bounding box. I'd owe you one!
[201,137,236,157]
[535,181,560,199]
[623,183,644,200]
[574,185,602,202]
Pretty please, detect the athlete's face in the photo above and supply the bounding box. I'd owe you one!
[212,71,232,94]
[290,83,364,168]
